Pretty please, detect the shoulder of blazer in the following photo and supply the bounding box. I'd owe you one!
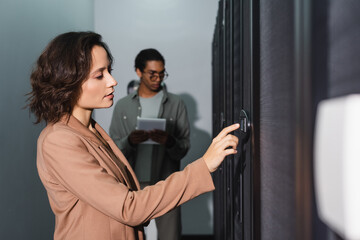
[38,123,88,149]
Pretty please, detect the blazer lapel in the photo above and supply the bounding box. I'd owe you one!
[94,122,141,191]
[96,145,129,185]
[61,116,137,190]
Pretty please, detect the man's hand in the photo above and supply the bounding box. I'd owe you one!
[149,129,175,147]
[128,130,150,145]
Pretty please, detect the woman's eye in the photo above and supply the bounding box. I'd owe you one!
[96,75,103,80]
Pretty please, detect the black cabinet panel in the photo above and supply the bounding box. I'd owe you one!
[212,1,255,239]
[212,1,360,240]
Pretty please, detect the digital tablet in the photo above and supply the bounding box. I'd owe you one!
[136,117,166,144]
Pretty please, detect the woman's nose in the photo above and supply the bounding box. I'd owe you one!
[108,74,118,87]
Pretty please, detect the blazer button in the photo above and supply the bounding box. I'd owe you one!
[123,116,127,119]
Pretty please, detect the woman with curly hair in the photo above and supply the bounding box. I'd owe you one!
[27,31,239,240]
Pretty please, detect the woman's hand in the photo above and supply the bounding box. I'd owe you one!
[202,123,240,172]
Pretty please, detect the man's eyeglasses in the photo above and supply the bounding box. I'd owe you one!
[143,70,169,81]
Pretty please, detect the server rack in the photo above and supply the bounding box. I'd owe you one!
[212,0,257,239]
[212,0,360,240]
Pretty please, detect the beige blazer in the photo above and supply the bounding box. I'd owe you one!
[36,115,214,240]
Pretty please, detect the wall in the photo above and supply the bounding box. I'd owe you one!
[93,0,218,235]
[0,0,93,239]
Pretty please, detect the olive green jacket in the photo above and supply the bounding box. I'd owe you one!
[109,89,190,183]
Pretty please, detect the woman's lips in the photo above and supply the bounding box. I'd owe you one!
[105,92,114,99]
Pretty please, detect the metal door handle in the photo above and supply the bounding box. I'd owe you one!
[239,109,251,144]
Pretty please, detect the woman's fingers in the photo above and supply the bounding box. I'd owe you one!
[224,148,238,158]
[217,135,239,157]
[215,135,238,151]
[215,123,240,140]
[203,123,240,172]
[224,135,239,150]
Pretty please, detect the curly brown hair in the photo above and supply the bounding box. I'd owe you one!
[27,31,113,124]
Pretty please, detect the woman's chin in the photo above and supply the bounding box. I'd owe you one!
[95,103,113,109]
[106,102,114,108]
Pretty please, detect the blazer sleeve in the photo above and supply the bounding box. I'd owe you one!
[41,128,214,226]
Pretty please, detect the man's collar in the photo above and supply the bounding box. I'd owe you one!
[132,87,168,101]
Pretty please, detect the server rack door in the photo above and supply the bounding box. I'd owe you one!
[212,0,256,240]
[232,0,255,239]
[212,0,226,239]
